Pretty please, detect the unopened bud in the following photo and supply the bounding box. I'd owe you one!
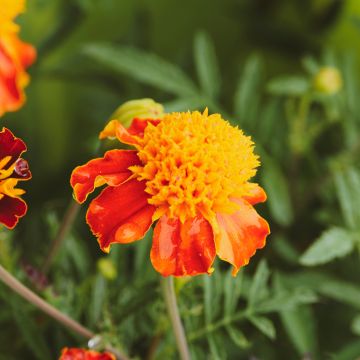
[313,67,342,95]
[97,258,117,280]
[110,98,164,127]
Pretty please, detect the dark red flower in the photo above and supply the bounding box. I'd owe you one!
[0,127,31,229]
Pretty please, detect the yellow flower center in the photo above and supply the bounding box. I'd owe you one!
[130,110,260,223]
[0,156,24,200]
[0,0,25,34]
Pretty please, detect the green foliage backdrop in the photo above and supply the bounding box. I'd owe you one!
[1,0,360,359]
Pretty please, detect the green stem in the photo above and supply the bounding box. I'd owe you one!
[0,265,129,360]
[42,200,80,274]
[161,277,190,360]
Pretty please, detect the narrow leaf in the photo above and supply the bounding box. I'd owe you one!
[226,325,250,348]
[248,315,276,340]
[194,31,221,99]
[267,76,309,96]
[248,260,270,309]
[84,44,197,96]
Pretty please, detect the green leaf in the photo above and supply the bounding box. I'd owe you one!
[11,299,51,360]
[194,31,221,99]
[267,76,309,96]
[248,260,270,309]
[300,227,354,266]
[333,167,360,230]
[226,325,250,348]
[331,340,360,360]
[248,315,276,340]
[256,287,317,314]
[261,157,293,226]
[234,54,263,124]
[351,314,360,336]
[274,274,318,356]
[89,274,107,326]
[84,44,197,96]
[224,268,243,317]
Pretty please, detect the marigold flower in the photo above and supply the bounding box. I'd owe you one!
[0,127,31,228]
[71,108,270,276]
[0,0,36,116]
[59,348,115,360]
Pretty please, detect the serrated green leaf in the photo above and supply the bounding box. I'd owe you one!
[226,325,250,348]
[261,157,293,226]
[256,287,317,314]
[84,44,197,96]
[300,227,354,266]
[194,31,221,99]
[234,54,263,124]
[248,315,276,340]
[248,260,270,309]
[267,76,309,96]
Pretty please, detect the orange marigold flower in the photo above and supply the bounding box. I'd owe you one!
[71,108,270,276]
[0,127,31,228]
[0,0,36,116]
[59,347,116,360]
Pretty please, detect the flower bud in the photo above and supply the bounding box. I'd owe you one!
[313,67,342,95]
[97,258,117,280]
[109,98,164,127]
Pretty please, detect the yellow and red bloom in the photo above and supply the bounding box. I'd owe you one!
[0,127,31,229]
[59,348,115,360]
[0,0,36,116]
[71,108,270,276]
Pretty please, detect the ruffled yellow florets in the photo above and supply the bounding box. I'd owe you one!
[0,0,25,34]
[130,110,260,223]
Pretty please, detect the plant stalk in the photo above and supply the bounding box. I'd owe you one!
[42,200,80,274]
[0,264,128,360]
[161,276,190,360]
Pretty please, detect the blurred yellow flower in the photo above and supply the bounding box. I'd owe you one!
[313,67,343,95]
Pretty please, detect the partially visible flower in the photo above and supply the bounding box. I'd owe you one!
[59,348,115,360]
[0,127,31,228]
[313,66,342,95]
[71,107,270,277]
[0,0,36,116]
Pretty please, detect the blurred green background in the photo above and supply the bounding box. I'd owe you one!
[2,0,360,359]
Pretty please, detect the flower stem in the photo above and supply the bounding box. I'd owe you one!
[42,200,80,274]
[0,264,129,360]
[161,276,190,360]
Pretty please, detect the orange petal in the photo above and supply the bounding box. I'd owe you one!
[243,184,267,205]
[0,195,27,229]
[151,215,215,276]
[86,179,155,252]
[99,118,160,145]
[215,198,270,276]
[59,347,116,360]
[70,150,140,203]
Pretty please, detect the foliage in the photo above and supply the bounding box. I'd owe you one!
[2,0,360,359]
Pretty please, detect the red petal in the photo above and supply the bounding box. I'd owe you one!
[0,127,26,167]
[60,347,116,360]
[215,198,270,275]
[243,184,267,205]
[127,117,161,136]
[99,118,160,145]
[70,150,140,203]
[86,179,155,252]
[0,195,27,229]
[151,215,215,276]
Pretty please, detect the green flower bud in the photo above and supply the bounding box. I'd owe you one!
[313,67,342,95]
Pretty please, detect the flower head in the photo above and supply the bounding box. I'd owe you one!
[59,348,115,360]
[0,127,31,229]
[71,106,270,276]
[0,0,36,116]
